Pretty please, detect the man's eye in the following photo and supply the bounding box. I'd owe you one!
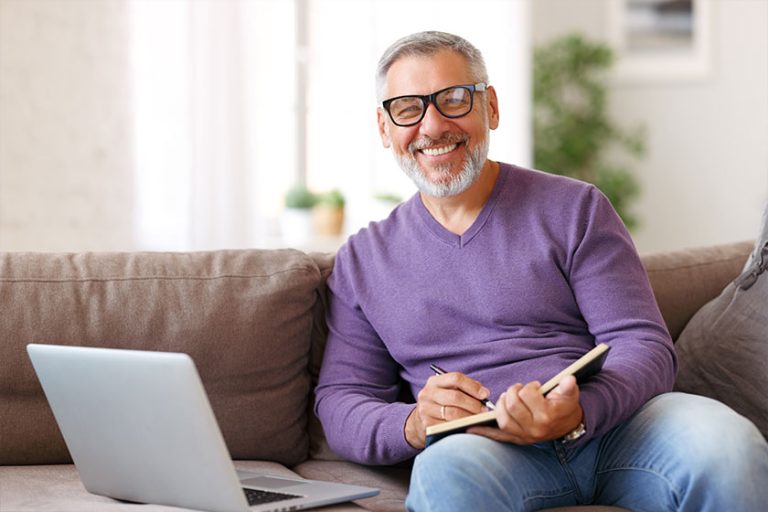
[441,92,468,105]
[394,104,422,119]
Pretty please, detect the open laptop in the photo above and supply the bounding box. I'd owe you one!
[27,344,378,512]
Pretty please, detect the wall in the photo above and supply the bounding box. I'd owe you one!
[532,0,768,254]
[0,0,135,251]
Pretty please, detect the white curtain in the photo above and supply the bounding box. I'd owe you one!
[131,0,297,250]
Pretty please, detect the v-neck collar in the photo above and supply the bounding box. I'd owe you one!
[415,165,508,248]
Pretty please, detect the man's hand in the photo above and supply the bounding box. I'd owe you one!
[404,371,491,449]
[468,375,583,444]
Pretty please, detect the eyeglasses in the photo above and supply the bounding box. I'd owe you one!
[381,83,487,127]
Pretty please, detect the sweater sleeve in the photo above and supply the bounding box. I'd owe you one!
[568,187,677,441]
[314,244,420,465]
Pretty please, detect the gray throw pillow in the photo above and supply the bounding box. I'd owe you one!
[674,210,768,438]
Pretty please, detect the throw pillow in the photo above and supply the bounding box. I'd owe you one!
[674,209,768,438]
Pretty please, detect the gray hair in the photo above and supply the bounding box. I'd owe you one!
[375,31,489,102]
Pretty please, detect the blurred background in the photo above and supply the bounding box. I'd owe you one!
[0,0,766,254]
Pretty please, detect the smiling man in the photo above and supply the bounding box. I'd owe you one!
[314,31,768,511]
[377,47,498,235]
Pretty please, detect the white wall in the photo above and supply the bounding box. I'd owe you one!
[0,0,135,252]
[532,0,768,254]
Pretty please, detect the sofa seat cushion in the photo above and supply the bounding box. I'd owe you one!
[293,459,411,512]
[0,250,322,466]
[0,462,317,512]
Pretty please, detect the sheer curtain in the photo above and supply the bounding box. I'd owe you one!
[131,0,297,250]
[130,0,530,251]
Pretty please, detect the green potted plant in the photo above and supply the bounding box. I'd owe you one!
[313,189,345,236]
[533,33,645,230]
[284,184,317,210]
[282,184,317,244]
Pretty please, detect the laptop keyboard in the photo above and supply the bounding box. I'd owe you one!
[243,487,302,506]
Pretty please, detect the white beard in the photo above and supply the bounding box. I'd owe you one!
[395,135,489,198]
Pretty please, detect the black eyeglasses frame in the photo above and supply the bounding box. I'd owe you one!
[381,83,487,127]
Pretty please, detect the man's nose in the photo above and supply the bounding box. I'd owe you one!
[418,102,453,139]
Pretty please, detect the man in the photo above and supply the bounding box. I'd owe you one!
[315,31,768,511]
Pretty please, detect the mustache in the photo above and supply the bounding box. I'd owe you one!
[408,133,468,153]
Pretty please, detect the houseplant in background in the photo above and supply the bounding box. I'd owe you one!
[313,189,345,237]
[533,33,645,230]
[282,184,317,245]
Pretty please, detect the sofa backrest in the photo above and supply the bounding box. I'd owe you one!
[0,241,752,466]
[0,249,323,466]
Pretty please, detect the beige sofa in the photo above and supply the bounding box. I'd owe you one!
[0,241,753,512]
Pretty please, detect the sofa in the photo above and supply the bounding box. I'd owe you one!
[0,240,755,512]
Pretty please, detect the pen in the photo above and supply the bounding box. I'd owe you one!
[429,364,496,410]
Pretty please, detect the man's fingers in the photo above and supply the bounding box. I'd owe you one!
[422,372,492,417]
[547,375,578,399]
[429,372,491,402]
[432,388,487,417]
[502,383,535,420]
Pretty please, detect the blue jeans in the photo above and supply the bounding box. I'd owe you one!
[406,393,768,511]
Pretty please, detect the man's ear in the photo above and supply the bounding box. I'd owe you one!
[486,85,500,130]
[377,108,391,148]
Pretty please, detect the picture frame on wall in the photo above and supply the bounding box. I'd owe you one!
[608,0,712,83]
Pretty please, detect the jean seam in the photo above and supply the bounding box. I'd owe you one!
[596,466,682,506]
[521,488,576,506]
[554,441,587,504]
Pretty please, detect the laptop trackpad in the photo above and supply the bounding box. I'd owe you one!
[241,476,309,490]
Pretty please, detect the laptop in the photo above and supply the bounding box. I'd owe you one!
[27,344,379,512]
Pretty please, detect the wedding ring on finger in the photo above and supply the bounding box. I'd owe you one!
[440,405,446,420]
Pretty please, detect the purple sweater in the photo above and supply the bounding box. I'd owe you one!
[315,163,676,465]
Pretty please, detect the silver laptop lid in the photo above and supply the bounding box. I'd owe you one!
[27,344,249,512]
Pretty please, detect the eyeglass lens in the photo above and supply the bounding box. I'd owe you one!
[388,86,473,126]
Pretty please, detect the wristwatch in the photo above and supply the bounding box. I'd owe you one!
[560,421,586,443]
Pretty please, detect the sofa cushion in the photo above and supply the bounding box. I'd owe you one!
[294,459,411,512]
[641,241,752,340]
[0,461,329,512]
[0,249,321,466]
[674,217,768,438]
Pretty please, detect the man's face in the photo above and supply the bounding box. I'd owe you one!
[377,50,499,197]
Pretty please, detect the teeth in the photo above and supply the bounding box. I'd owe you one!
[421,144,458,156]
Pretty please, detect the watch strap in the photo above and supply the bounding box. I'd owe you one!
[560,421,586,443]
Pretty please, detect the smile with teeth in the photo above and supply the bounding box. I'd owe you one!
[420,143,459,156]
